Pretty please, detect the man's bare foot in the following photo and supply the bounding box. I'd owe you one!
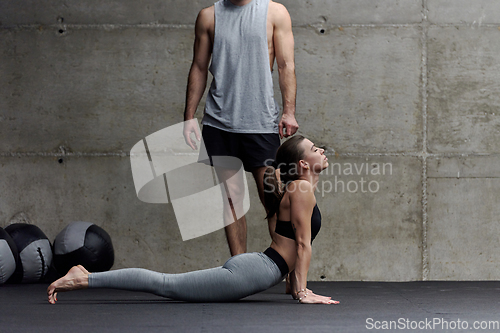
[285,273,292,294]
[47,265,90,304]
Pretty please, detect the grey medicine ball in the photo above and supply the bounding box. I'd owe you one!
[53,221,114,275]
[4,223,53,283]
[0,227,19,284]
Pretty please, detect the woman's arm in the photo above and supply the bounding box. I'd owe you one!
[288,181,315,297]
[289,180,339,305]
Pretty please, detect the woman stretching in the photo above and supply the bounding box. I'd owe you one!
[47,135,339,305]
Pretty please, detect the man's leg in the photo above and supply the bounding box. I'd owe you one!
[199,125,247,256]
[224,216,247,256]
[214,166,247,256]
[251,166,278,243]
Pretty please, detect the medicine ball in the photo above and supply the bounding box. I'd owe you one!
[53,221,114,275]
[0,227,19,284]
[5,223,53,283]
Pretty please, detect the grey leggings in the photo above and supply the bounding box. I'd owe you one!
[88,252,284,302]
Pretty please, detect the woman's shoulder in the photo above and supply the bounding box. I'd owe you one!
[286,180,315,203]
[287,179,313,191]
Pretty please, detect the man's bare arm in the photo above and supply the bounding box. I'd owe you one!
[184,7,213,121]
[183,7,213,149]
[272,3,298,138]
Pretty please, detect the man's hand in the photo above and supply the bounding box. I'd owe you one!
[183,119,201,150]
[279,113,299,138]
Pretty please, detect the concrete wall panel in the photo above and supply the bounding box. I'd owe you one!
[305,155,422,281]
[427,156,500,280]
[292,27,422,153]
[428,0,500,25]
[427,155,500,178]
[0,0,214,26]
[278,0,423,26]
[0,0,422,26]
[427,26,500,154]
[0,28,197,153]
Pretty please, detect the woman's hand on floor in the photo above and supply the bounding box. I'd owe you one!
[298,291,339,304]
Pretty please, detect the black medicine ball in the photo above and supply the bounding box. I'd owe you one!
[53,221,114,275]
[0,227,19,284]
[4,223,53,283]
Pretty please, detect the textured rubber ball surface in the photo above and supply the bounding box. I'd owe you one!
[4,223,52,283]
[0,227,19,284]
[53,222,114,275]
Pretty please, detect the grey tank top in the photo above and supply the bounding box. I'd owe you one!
[202,0,280,134]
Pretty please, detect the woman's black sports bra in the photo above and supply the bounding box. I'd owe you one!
[275,204,322,243]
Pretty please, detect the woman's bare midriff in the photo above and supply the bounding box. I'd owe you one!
[270,237,297,272]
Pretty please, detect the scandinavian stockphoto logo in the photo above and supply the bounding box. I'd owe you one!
[129,120,249,241]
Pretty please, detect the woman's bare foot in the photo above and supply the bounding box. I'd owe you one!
[47,265,90,304]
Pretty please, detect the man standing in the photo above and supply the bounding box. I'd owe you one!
[183,0,298,256]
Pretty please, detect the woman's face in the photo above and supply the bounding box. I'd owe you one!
[299,138,328,173]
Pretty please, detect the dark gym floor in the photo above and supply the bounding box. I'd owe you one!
[1,281,500,332]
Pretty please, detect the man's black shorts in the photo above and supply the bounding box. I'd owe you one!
[199,125,280,172]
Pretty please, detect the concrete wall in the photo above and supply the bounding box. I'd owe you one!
[1,0,499,281]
